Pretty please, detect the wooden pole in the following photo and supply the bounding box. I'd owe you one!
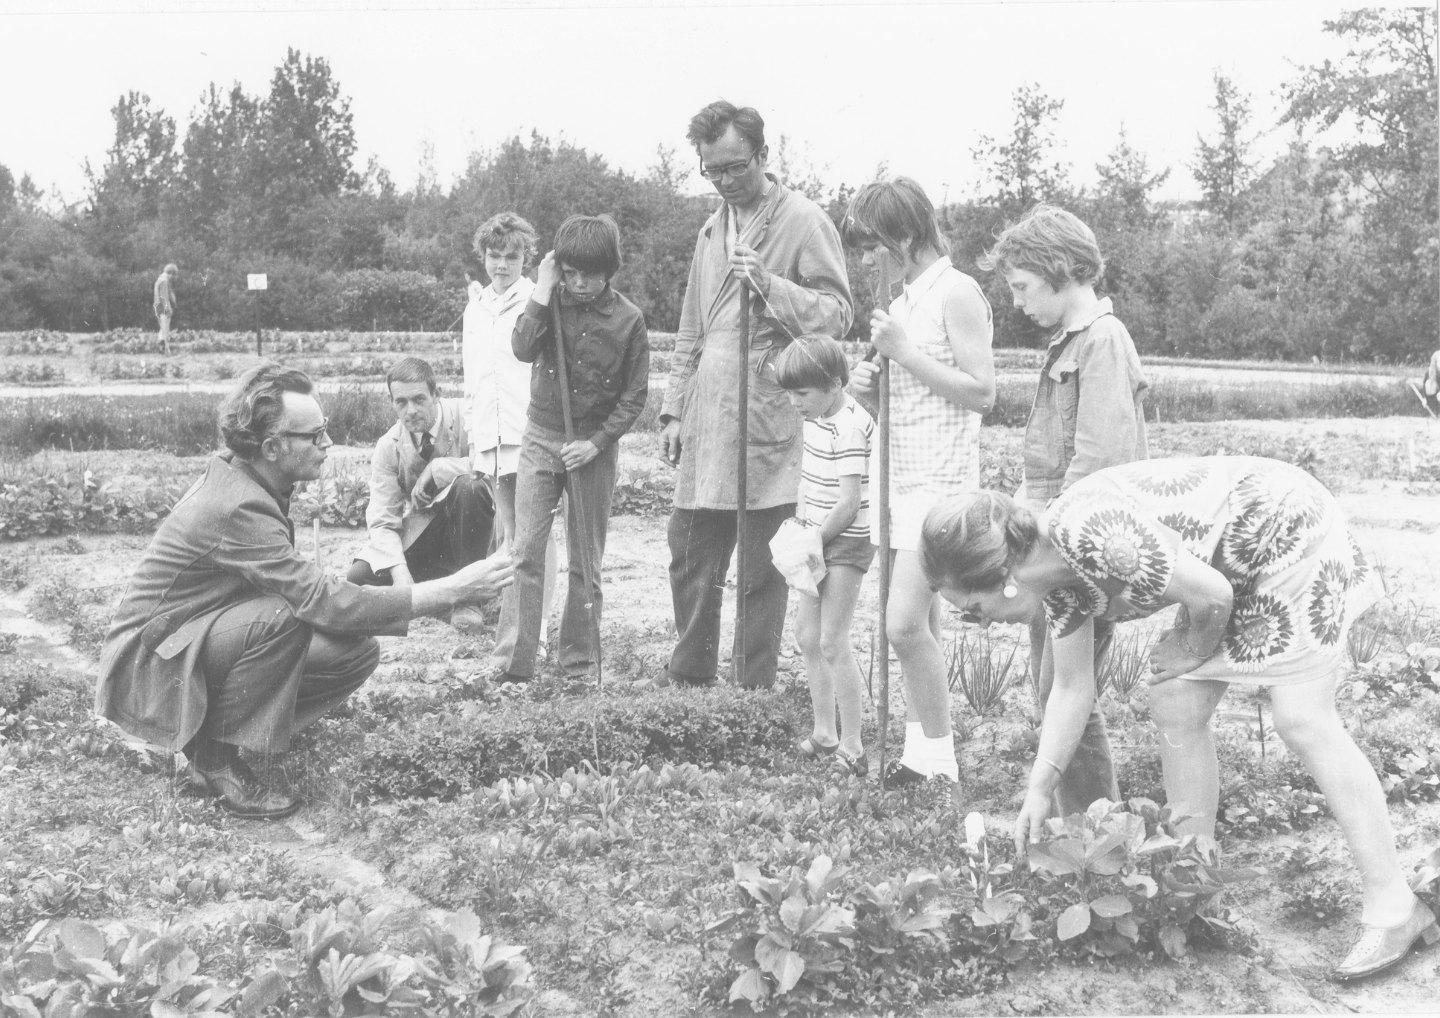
[873,254,895,786]
[735,282,751,688]
[548,296,605,688]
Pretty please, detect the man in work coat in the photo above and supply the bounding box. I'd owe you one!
[660,100,853,689]
[346,355,495,635]
[95,363,513,820]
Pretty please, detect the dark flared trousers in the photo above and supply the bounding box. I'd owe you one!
[192,594,379,756]
[666,504,794,689]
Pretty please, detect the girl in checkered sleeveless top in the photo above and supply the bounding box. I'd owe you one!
[845,177,996,788]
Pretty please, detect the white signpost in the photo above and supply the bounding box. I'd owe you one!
[247,273,267,355]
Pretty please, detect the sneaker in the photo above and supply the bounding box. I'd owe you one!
[881,759,929,790]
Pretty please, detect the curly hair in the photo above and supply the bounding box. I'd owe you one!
[217,362,314,459]
[686,99,765,153]
[977,203,1105,291]
[473,211,539,268]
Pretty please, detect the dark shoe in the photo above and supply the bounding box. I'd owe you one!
[834,750,869,777]
[1331,900,1440,982]
[881,759,929,790]
[797,736,839,759]
[194,750,300,821]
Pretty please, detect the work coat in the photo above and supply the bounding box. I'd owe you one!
[94,453,410,751]
[355,397,472,573]
[662,178,853,510]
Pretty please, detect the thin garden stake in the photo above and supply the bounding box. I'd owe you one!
[872,252,897,786]
[548,296,605,688]
[735,279,751,688]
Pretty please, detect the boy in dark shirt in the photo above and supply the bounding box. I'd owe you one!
[503,214,650,682]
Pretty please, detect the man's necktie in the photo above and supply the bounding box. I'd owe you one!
[419,432,435,463]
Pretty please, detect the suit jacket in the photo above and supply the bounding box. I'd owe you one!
[356,397,472,572]
[95,453,411,750]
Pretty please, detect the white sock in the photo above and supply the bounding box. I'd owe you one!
[899,722,927,771]
[922,732,959,782]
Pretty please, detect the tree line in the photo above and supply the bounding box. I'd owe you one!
[0,10,1434,362]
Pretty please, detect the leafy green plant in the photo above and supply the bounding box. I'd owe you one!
[1025,798,1259,960]
[724,854,857,1013]
[1280,874,1353,924]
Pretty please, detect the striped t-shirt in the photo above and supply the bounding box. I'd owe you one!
[800,395,874,540]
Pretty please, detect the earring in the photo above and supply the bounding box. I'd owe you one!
[1003,581,1018,599]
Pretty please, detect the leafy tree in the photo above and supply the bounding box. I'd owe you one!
[84,92,179,270]
[1192,72,1256,226]
[0,163,14,219]
[177,82,259,247]
[971,84,1071,216]
[1282,7,1437,361]
[1092,125,1170,230]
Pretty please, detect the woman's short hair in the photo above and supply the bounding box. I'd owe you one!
[473,211,539,267]
[386,355,438,396]
[218,362,314,460]
[775,334,849,390]
[842,176,948,261]
[977,203,1105,290]
[686,99,766,153]
[921,491,1038,592]
[554,214,622,278]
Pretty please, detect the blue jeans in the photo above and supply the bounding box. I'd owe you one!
[503,424,618,679]
[1029,616,1120,815]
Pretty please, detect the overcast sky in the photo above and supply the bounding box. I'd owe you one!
[0,0,1429,208]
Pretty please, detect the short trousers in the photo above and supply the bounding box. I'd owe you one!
[824,533,876,572]
[474,443,521,478]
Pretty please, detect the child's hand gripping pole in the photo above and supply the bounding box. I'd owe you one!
[548,292,605,688]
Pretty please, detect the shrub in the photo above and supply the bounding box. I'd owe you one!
[0,362,65,384]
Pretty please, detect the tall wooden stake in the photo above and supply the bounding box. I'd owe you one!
[735,281,751,687]
[874,255,895,786]
[549,296,605,688]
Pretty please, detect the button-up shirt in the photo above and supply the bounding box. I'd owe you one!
[1022,297,1149,506]
[511,286,649,450]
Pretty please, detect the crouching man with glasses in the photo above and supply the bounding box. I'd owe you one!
[95,362,514,820]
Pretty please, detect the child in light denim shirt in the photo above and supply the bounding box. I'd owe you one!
[979,203,1148,816]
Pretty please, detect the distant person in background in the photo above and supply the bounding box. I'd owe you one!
[463,213,562,668]
[153,263,178,356]
[348,356,498,636]
[978,203,1149,816]
[1409,347,1440,417]
[96,363,512,820]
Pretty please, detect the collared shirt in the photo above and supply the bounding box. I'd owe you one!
[1022,297,1149,506]
[511,286,649,450]
[464,276,535,451]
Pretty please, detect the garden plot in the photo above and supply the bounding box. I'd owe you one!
[3,394,1440,1014]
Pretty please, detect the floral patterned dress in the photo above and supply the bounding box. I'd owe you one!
[1042,456,1383,685]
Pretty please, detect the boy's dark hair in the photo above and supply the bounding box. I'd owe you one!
[218,362,314,459]
[842,176,948,261]
[775,334,849,390]
[473,211,539,267]
[386,356,438,396]
[977,203,1105,290]
[686,100,765,153]
[554,214,622,278]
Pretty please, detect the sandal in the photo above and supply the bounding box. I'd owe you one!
[797,736,839,759]
[833,750,869,777]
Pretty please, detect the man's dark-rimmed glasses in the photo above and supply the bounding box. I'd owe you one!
[699,149,759,182]
[279,419,330,446]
